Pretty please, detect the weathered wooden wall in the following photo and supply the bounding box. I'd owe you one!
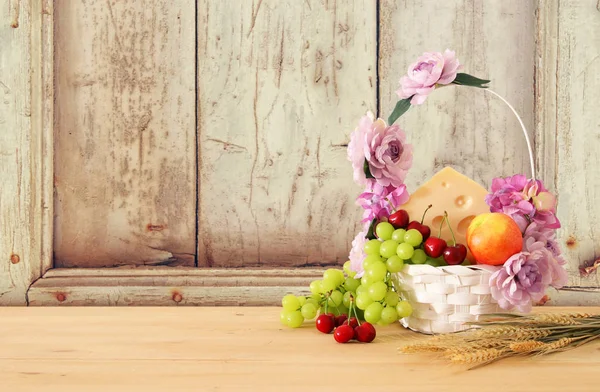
[53,0,197,267]
[536,0,600,288]
[197,0,375,267]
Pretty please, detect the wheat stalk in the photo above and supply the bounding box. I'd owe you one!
[449,348,507,364]
[509,340,545,353]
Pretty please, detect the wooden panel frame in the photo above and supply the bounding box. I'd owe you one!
[2,0,598,307]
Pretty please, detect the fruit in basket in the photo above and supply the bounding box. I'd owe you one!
[354,322,376,343]
[424,236,447,258]
[391,228,407,242]
[375,221,395,240]
[443,243,468,265]
[467,212,523,265]
[388,209,409,229]
[379,240,399,258]
[406,204,433,241]
[410,248,427,264]
[396,242,415,260]
[404,229,424,247]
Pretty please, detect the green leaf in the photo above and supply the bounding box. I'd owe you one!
[452,73,491,88]
[364,159,375,179]
[387,98,412,125]
[366,218,377,240]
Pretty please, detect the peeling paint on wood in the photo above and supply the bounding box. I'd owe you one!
[197,0,376,267]
[53,0,197,267]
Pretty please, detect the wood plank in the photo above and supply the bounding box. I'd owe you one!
[197,0,376,267]
[536,1,600,288]
[53,0,197,268]
[42,267,325,278]
[379,0,536,189]
[1,307,599,391]
[0,0,49,304]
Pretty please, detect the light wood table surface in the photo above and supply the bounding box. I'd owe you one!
[1,307,599,391]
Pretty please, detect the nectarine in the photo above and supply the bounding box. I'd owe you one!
[466,213,523,266]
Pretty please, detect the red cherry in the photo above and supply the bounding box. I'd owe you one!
[347,317,359,329]
[354,322,377,343]
[388,210,409,229]
[443,244,468,265]
[424,237,447,258]
[334,324,355,343]
[334,314,348,327]
[407,221,431,241]
[316,314,335,334]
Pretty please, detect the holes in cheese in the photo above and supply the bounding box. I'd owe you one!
[400,167,490,262]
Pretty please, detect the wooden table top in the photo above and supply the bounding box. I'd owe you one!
[1,307,599,391]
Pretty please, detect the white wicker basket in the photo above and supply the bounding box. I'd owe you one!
[390,88,537,335]
[392,264,503,334]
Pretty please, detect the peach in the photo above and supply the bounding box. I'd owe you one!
[466,212,523,266]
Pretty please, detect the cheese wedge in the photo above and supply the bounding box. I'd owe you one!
[401,167,491,262]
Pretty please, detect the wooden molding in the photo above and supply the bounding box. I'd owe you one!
[27,268,323,306]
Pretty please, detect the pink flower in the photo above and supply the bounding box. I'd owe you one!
[349,230,368,278]
[347,113,413,188]
[396,49,461,105]
[485,175,561,232]
[490,250,553,313]
[357,183,409,224]
[523,223,568,288]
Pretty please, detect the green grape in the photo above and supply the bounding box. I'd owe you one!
[323,269,345,287]
[385,291,399,307]
[343,261,356,278]
[328,290,343,307]
[305,298,319,309]
[391,229,407,242]
[364,302,384,324]
[286,310,304,328]
[364,239,382,255]
[361,275,377,286]
[354,307,365,321]
[411,249,427,264]
[342,291,353,308]
[280,310,290,326]
[363,254,382,270]
[379,240,399,258]
[309,280,322,295]
[321,278,337,293]
[301,303,317,319]
[366,262,387,282]
[404,229,424,247]
[380,306,398,325]
[356,294,373,310]
[309,293,321,302]
[297,296,307,306]
[356,284,369,297]
[337,304,349,315]
[375,222,395,241]
[396,300,413,318]
[344,277,360,293]
[385,255,404,273]
[282,294,300,312]
[368,281,388,301]
[396,243,415,260]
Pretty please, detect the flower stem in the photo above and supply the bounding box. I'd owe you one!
[444,211,456,246]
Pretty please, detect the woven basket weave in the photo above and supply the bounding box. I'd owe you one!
[392,264,503,334]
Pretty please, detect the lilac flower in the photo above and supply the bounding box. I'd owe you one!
[347,113,413,188]
[485,174,560,231]
[356,183,409,224]
[523,223,568,288]
[490,250,553,313]
[349,230,368,278]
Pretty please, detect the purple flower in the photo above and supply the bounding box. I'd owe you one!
[490,250,553,313]
[397,49,462,105]
[357,183,409,224]
[523,223,568,288]
[347,113,413,188]
[349,230,368,278]
[485,174,560,232]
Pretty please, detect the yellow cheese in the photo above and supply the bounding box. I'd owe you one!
[401,167,490,262]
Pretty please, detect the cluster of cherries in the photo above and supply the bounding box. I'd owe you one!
[316,309,376,343]
[388,205,467,265]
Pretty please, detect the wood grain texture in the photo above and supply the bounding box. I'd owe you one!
[536,0,600,287]
[197,0,376,267]
[0,0,47,304]
[1,307,600,391]
[379,0,536,191]
[53,0,196,268]
[27,268,321,306]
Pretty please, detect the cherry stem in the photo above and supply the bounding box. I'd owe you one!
[438,212,446,238]
[352,298,361,326]
[420,204,433,224]
[444,211,456,246]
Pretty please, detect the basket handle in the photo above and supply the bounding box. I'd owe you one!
[479,88,536,181]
